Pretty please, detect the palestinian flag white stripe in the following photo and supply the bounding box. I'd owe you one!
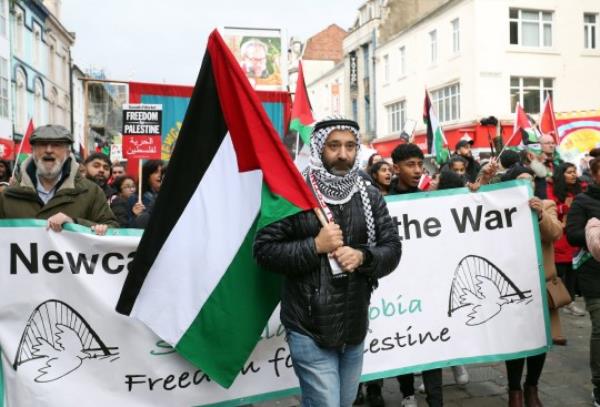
[130,133,262,344]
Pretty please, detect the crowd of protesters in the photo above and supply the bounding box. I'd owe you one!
[359,133,600,407]
[0,125,165,232]
[2,122,600,407]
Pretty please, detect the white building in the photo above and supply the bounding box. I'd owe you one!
[374,0,600,150]
[11,0,74,143]
[71,64,85,153]
[0,0,11,159]
[307,63,345,120]
[343,0,386,140]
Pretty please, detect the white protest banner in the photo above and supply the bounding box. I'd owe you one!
[0,180,549,406]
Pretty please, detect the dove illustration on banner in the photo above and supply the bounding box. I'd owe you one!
[459,276,509,326]
[32,324,90,382]
[447,255,533,326]
[13,299,120,383]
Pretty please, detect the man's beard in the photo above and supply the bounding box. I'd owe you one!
[88,174,107,186]
[34,155,66,180]
[324,159,354,176]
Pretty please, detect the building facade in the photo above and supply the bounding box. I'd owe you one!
[71,63,84,153]
[373,0,600,154]
[298,24,347,120]
[307,62,345,120]
[342,0,386,140]
[11,0,74,141]
[0,0,12,155]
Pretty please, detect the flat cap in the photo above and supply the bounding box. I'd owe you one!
[30,125,74,144]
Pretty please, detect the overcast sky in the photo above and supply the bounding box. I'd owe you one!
[61,0,362,85]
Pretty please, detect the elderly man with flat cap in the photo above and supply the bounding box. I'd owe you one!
[0,125,117,234]
[254,116,401,407]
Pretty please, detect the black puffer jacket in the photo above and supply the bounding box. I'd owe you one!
[253,185,401,348]
[566,184,600,298]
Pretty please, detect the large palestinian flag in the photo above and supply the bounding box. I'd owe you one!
[116,30,318,388]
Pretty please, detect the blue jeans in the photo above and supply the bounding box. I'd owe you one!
[287,330,364,407]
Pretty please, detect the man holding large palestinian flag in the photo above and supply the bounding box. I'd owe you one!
[254,114,401,406]
[116,30,320,389]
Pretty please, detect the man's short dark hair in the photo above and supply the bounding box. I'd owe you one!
[589,148,600,158]
[499,150,520,169]
[84,153,111,168]
[590,158,600,176]
[438,170,465,190]
[448,155,467,167]
[391,143,424,164]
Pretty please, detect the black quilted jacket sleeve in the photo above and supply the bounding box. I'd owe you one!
[253,212,321,276]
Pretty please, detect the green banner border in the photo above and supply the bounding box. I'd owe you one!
[0,181,551,407]
[0,219,144,237]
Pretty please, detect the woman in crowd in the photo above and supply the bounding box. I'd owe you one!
[128,159,164,229]
[110,175,139,228]
[369,161,393,195]
[0,159,11,183]
[501,165,563,407]
[446,156,468,180]
[547,162,586,316]
[566,158,600,407]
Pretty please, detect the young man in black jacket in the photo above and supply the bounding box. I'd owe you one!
[253,116,401,407]
[386,144,469,407]
[566,157,600,407]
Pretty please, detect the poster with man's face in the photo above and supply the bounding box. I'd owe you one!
[222,27,287,90]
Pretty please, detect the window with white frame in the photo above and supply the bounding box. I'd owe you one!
[48,44,55,79]
[510,76,553,114]
[386,100,406,134]
[0,58,8,119]
[49,87,57,124]
[431,83,460,122]
[33,26,41,66]
[399,46,406,76]
[451,18,460,53]
[383,54,389,83]
[62,53,69,87]
[14,9,23,55]
[429,30,437,64]
[63,95,70,127]
[585,13,598,49]
[509,8,553,47]
[34,79,43,125]
[0,0,6,38]
[15,69,26,133]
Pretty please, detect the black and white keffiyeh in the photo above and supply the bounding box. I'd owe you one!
[304,115,377,246]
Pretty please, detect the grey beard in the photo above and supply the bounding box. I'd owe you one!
[530,160,548,178]
[34,157,65,180]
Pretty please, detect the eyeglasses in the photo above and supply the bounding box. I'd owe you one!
[324,142,358,152]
